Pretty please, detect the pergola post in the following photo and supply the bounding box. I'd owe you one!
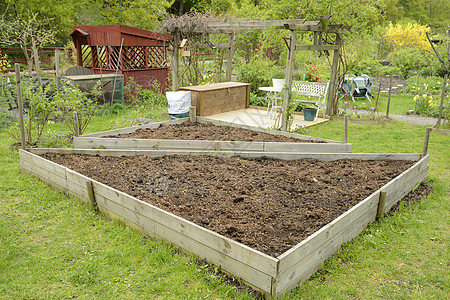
[326,34,341,116]
[281,30,297,131]
[172,28,180,91]
[226,33,234,82]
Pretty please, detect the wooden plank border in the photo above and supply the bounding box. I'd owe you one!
[273,154,430,296]
[73,138,352,153]
[19,149,429,297]
[28,148,421,162]
[73,117,351,153]
[19,149,278,294]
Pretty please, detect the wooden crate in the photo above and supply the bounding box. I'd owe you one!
[179,82,250,116]
[73,117,352,153]
[19,149,429,298]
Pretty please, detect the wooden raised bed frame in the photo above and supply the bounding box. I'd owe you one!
[73,117,352,153]
[19,149,429,298]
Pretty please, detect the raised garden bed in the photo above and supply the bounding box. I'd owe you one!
[73,117,352,153]
[19,149,429,297]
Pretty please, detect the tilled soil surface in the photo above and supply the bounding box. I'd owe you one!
[42,153,415,256]
[105,121,324,143]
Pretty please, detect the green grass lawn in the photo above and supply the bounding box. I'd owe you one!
[1,107,449,299]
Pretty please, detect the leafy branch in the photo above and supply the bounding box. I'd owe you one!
[0,9,55,73]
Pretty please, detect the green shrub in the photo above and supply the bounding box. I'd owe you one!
[235,58,275,92]
[109,103,125,115]
[405,76,449,95]
[386,48,440,78]
[54,79,99,136]
[249,93,269,107]
[413,93,440,117]
[347,58,384,77]
[0,110,15,129]
[124,77,166,108]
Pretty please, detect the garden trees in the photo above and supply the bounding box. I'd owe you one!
[399,0,450,28]
[0,0,174,48]
[0,0,82,43]
[0,11,55,73]
[95,0,173,30]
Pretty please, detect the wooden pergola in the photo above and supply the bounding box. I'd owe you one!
[171,17,349,130]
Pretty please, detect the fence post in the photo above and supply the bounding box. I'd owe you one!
[226,33,234,82]
[15,64,27,150]
[436,74,448,129]
[386,73,393,118]
[344,114,348,143]
[32,37,42,88]
[55,49,60,92]
[414,66,421,113]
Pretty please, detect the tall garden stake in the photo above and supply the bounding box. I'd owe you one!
[386,73,393,118]
[55,49,60,92]
[32,37,42,88]
[436,74,448,129]
[344,114,348,143]
[414,65,421,113]
[15,63,26,150]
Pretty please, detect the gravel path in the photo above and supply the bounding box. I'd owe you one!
[387,114,439,126]
[337,107,439,126]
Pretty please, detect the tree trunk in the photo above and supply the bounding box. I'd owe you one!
[178,0,184,15]
[21,44,33,74]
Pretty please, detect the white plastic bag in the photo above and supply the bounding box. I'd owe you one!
[166,91,191,114]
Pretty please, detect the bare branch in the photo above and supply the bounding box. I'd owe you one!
[426,31,450,75]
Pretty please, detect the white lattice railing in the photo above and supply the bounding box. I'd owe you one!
[291,81,328,99]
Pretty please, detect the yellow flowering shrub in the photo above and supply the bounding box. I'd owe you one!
[413,83,439,116]
[384,23,431,51]
[0,52,10,74]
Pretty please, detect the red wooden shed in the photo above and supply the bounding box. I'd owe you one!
[70,25,172,93]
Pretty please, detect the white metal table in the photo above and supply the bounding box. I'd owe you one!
[259,86,283,124]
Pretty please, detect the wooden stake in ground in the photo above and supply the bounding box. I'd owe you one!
[73,111,80,137]
[281,30,297,131]
[15,63,27,150]
[436,74,448,129]
[226,33,234,82]
[376,190,387,221]
[386,73,393,118]
[86,181,98,212]
[55,49,60,92]
[372,83,381,118]
[32,37,42,88]
[414,66,421,113]
[172,27,180,91]
[422,127,432,157]
[189,106,197,122]
[111,38,124,105]
[344,114,348,143]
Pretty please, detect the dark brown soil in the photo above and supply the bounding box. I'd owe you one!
[105,121,324,143]
[42,153,416,256]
